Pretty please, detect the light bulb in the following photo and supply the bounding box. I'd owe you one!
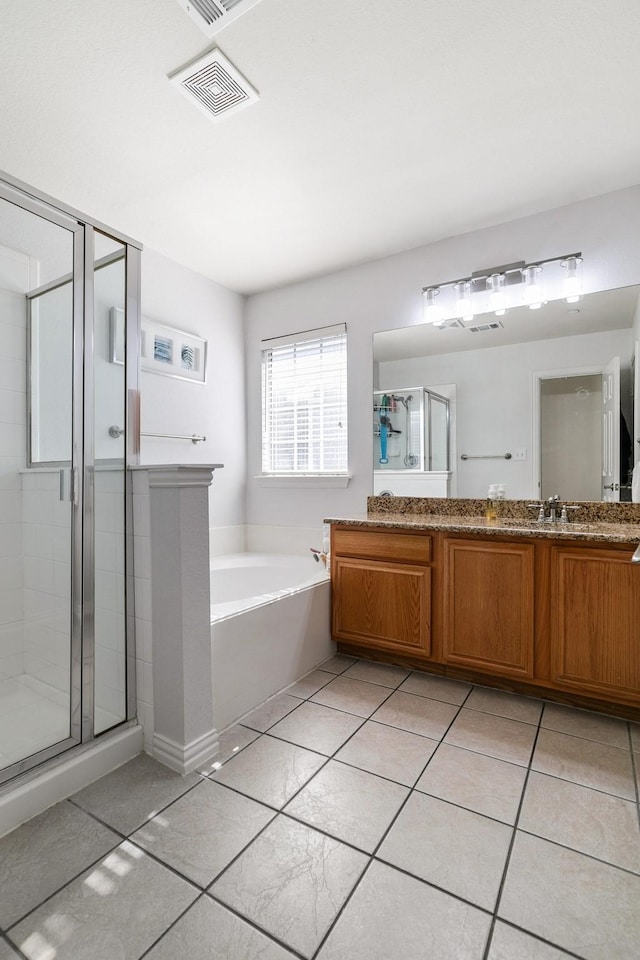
[488,274,507,316]
[523,265,543,310]
[454,280,474,322]
[562,256,583,303]
[422,287,442,325]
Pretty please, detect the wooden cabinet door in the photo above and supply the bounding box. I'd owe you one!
[551,546,640,698]
[332,557,431,657]
[443,539,535,678]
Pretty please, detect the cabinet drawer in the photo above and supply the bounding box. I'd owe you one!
[332,527,431,564]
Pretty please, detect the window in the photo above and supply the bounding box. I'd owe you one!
[261,324,348,476]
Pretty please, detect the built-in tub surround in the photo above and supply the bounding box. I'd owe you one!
[207,530,334,732]
[211,561,333,733]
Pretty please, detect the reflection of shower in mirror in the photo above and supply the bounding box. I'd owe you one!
[373,387,452,495]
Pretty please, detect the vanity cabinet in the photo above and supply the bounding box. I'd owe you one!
[331,527,432,658]
[331,522,640,715]
[442,538,535,678]
[551,545,640,699]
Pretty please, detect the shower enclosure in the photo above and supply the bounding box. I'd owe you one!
[0,173,139,784]
[373,387,450,472]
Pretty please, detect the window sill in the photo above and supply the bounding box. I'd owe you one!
[255,474,351,489]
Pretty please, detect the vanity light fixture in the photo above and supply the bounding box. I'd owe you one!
[421,251,583,325]
[523,264,543,310]
[422,287,443,325]
[454,280,474,323]
[561,255,583,303]
[487,273,507,316]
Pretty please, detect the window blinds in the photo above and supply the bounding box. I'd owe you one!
[261,324,348,475]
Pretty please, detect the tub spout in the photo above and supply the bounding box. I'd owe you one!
[310,547,328,568]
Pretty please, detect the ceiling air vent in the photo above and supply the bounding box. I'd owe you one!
[169,49,259,122]
[175,0,261,37]
[467,320,504,333]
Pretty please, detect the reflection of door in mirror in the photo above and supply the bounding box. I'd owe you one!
[540,374,603,500]
[539,358,624,502]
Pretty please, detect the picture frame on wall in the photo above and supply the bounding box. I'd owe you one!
[140,317,207,383]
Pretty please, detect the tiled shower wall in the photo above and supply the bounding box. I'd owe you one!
[0,286,26,681]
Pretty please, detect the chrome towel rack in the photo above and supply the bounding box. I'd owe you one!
[460,452,512,461]
[142,432,207,444]
[108,427,206,444]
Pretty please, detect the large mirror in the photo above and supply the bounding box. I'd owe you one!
[373,285,640,502]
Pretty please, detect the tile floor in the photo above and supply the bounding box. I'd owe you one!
[1,654,639,959]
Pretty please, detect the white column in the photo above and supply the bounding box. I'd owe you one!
[142,464,222,774]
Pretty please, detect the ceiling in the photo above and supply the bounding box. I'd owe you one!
[1,0,640,295]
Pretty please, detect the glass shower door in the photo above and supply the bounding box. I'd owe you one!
[93,234,127,734]
[0,190,82,779]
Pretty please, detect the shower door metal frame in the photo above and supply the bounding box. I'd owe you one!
[0,171,142,786]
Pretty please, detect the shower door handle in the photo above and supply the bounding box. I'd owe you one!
[59,468,79,504]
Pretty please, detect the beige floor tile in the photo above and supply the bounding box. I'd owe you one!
[630,722,640,753]
[211,816,367,958]
[310,676,391,717]
[285,759,409,853]
[9,841,198,960]
[415,742,527,824]
[0,801,119,928]
[499,831,640,960]
[130,780,275,886]
[378,792,512,911]
[286,669,335,699]
[465,685,542,724]
[319,654,357,674]
[488,921,576,959]
[210,735,326,808]
[145,896,296,959]
[371,689,459,739]
[342,660,410,688]
[0,940,21,960]
[316,860,490,960]
[240,693,303,732]
[398,671,472,705]
[519,771,640,873]
[444,708,537,766]
[71,753,200,835]
[268,701,364,755]
[196,725,260,775]
[541,702,629,749]
[532,728,636,800]
[334,720,438,786]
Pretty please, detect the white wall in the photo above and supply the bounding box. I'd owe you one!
[140,250,246,530]
[245,185,640,526]
[379,328,632,500]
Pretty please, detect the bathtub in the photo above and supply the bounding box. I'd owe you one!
[210,553,335,732]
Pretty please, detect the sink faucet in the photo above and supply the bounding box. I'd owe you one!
[527,495,581,523]
[547,494,561,522]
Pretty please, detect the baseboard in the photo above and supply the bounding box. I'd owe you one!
[152,728,219,775]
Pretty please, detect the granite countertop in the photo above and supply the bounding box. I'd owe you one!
[324,512,640,544]
[325,496,640,544]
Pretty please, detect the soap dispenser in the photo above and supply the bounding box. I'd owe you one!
[485,485,498,522]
